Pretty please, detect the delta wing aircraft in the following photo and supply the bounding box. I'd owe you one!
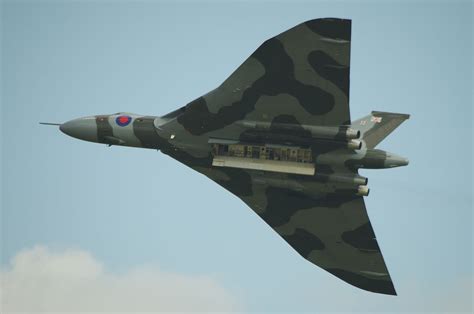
[42,18,409,295]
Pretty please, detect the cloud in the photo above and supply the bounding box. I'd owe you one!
[2,246,471,313]
[0,246,240,313]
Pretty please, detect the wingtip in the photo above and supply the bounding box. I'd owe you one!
[303,18,352,41]
[385,283,397,296]
[325,268,398,296]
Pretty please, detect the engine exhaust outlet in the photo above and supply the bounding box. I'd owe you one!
[356,185,370,196]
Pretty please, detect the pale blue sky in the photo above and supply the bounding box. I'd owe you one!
[1,1,472,312]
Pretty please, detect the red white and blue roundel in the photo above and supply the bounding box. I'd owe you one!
[116,115,132,127]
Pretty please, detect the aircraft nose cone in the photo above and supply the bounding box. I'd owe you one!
[60,117,98,142]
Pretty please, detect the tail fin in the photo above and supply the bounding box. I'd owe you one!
[351,111,410,148]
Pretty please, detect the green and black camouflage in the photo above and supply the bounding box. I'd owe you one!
[51,18,410,295]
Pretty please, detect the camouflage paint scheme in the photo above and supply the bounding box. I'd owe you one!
[56,18,410,295]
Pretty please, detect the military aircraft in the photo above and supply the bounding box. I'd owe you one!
[42,18,409,295]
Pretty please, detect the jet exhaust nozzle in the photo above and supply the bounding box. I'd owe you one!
[356,185,370,196]
[345,128,360,140]
[347,139,362,150]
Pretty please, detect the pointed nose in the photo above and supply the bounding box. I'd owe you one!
[384,153,409,168]
[60,117,98,142]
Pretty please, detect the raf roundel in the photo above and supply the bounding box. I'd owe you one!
[116,115,132,127]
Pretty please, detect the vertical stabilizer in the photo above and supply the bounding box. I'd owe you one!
[351,111,410,148]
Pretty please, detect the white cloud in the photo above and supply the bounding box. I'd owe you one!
[0,246,240,313]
